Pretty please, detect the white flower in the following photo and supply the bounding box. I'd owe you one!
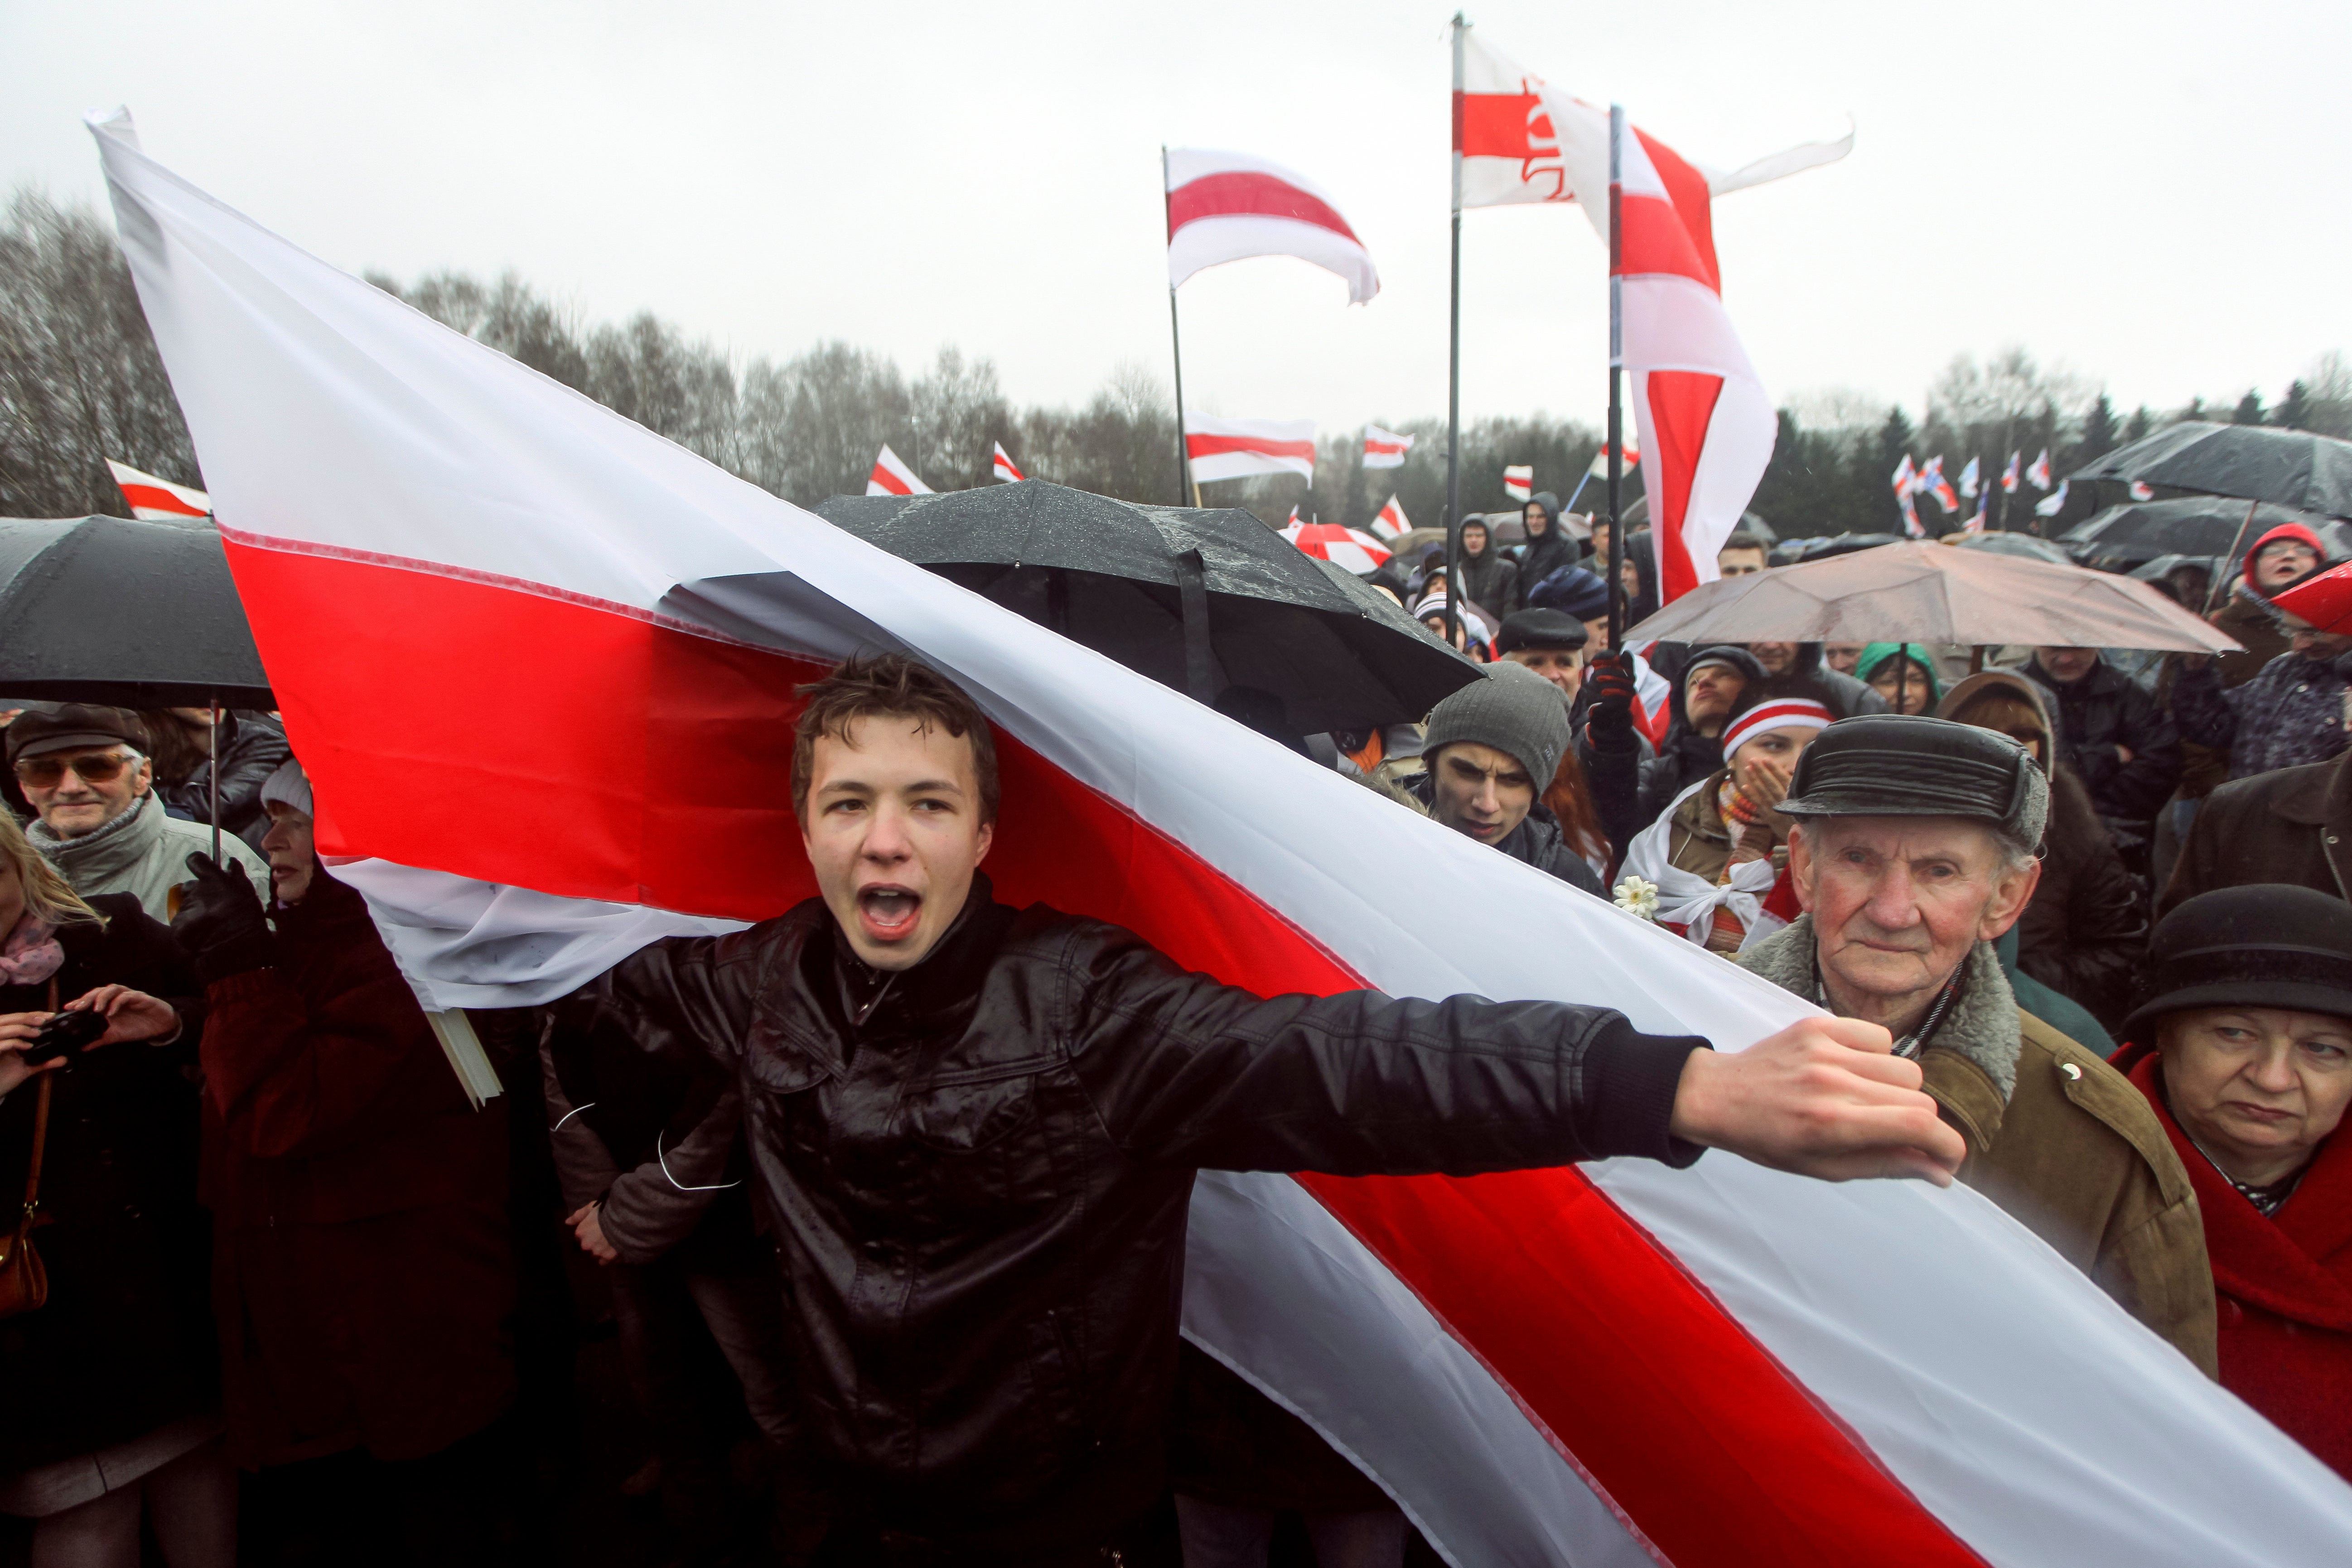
[1612,875,1660,921]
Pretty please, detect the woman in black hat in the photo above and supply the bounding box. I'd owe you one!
[2111,884,2352,1481]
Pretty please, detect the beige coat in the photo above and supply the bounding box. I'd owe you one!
[1739,916,2218,1377]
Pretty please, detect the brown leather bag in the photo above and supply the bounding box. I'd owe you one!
[0,979,58,1319]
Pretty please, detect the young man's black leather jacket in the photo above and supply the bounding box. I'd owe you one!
[576,875,1705,1551]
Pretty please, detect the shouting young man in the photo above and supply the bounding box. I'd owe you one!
[579,654,1964,1563]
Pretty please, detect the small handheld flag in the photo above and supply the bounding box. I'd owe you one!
[1368,495,1410,541]
[1958,457,1980,500]
[2025,449,2052,492]
[2001,451,2022,495]
[2035,478,2070,519]
[106,458,210,520]
[991,442,1025,484]
[867,444,933,497]
[1502,465,1534,502]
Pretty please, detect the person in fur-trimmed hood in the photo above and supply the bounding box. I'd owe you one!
[1732,714,2218,1374]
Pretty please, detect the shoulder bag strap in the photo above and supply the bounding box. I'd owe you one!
[20,980,58,1219]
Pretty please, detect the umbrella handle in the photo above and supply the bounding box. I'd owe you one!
[1176,550,1215,705]
[2202,498,2262,616]
[208,695,221,863]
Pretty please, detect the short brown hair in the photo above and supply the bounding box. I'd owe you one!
[791,653,1000,824]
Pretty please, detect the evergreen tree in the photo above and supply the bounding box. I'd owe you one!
[2234,389,2267,425]
[1871,407,1915,534]
[2075,393,2117,466]
[2124,405,2154,444]
[2275,379,2313,430]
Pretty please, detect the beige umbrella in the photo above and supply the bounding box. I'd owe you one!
[1623,541,2240,654]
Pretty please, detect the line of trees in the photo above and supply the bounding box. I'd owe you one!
[9,185,2352,545]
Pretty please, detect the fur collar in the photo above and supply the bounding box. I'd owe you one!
[1736,913,2022,1100]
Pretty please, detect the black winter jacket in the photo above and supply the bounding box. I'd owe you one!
[1512,492,1579,590]
[1456,545,1520,619]
[2022,656,2184,829]
[159,709,291,854]
[580,880,1701,1549]
[1587,645,1771,847]
[0,897,212,1474]
[1405,771,1603,894]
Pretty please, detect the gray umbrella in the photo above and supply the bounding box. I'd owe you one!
[1949,530,2073,565]
[2071,422,2352,519]
[815,481,1479,733]
[1623,540,2240,653]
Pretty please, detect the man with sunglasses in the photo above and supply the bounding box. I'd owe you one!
[10,704,264,921]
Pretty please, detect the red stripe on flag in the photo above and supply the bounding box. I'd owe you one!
[1645,370,1727,603]
[1452,91,1545,158]
[1185,433,1318,462]
[870,466,914,496]
[221,529,1976,1563]
[1167,172,1363,246]
[117,481,207,516]
[1632,129,1720,291]
[1299,1169,1984,1568]
[1613,192,1718,294]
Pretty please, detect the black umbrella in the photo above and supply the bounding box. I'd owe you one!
[0,514,273,859]
[2071,422,2352,519]
[816,482,1481,734]
[0,515,270,708]
[2057,498,2352,575]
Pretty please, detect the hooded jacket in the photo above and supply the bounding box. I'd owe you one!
[1456,526,1521,617]
[578,877,1703,1548]
[2114,1041,2352,1480]
[1938,671,2148,1029]
[1404,768,1603,894]
[28,791,270,922]
[1738,917,2216,1374]
[1513,492,1578,590]
[2022,653,2184,831]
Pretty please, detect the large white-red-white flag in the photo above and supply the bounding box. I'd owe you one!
[1280,519,1391,575]
[1184,414,1315,485]
[1165,148,1378,304]
[1361,425,1413,469]
[92,106,2352,1568]
[106,458,210,520]
[990,442,1024,483]
[865,444,932,497]
[1456,30,1847,605]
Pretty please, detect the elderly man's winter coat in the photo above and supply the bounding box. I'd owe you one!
[200,870,515,1467]
[2171,647,2352,782]
[1738,916,2217,1373]
[29,793,268,922]
[2114,1042,2352,1480]
[2159,748,2352,916]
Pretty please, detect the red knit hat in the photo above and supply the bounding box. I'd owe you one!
[2272,559,2352,634]
[2243,521,2325,589]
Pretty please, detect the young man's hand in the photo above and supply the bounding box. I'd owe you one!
[565,1201,619,1265]
[1668,1017,1966,1184]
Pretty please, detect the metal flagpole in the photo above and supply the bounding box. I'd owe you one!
[1162,146,1199,508]
[1605,104,1626,654]
[1443,13,1466,648]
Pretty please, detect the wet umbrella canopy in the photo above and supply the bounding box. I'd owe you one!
[2071,422,2352,519]
[1948,531,2073,565]
[2059,497,2352,575]
[1624,540,2239,653]
[0,514,272,708]
[816,481,1480,734]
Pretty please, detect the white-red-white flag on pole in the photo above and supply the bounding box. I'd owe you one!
[1165,149,1378,304]
[1184,415,1316,485]
[1362,425,1413,469]
[1958,456,1980,500]
[106,458,209,520]
[1367,495,1410,541]
[1501,464,1533,502]
[1919,456,1960,515]
[1584,438,1639,478]
[1965,485,1989,535]
[2001,451,2022,494]
[1454,30,1852,212]
[2025,449,2053,491]
[95,105,2352,1568]
[991,442,1024,484]
[1281,519,1392,575]
[2036,478,2071,518]
[1891,454,1917,498]
[866,444,932,497]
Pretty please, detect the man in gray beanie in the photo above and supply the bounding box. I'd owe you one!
[1731,714,2216,1373]
[1408,662,1600,893]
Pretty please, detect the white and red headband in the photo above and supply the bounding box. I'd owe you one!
[1721,698,1834,762]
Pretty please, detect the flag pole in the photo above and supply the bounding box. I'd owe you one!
[1605,104,1625,654]
[1162,146,1199,508]
[1443,13,1466,648]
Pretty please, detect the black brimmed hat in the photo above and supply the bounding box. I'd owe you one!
[1494,609,1588,656]
[2122,885,2352,1039]
[1777,714,2048,849]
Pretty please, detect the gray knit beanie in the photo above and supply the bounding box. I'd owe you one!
[1421,662,1572,786]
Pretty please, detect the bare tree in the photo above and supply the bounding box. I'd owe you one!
[0,191,198,516]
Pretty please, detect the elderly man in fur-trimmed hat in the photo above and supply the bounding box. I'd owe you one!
[1734,714,2219,1373]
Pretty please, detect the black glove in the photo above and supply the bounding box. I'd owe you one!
[1584,652,1638,750]
[171,853,278,985]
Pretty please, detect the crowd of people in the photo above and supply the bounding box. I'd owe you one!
[0,488,2349,1568]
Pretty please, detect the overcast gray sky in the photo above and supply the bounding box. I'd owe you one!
[8,0,2349,439]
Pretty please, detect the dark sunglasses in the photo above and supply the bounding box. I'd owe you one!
[13,753,136,786]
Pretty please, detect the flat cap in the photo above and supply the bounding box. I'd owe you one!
[1495,609,1588,655]
[5,703,151,765]
[1777,713,2048,849]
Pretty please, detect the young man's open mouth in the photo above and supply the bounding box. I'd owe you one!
[858,883,923,944]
